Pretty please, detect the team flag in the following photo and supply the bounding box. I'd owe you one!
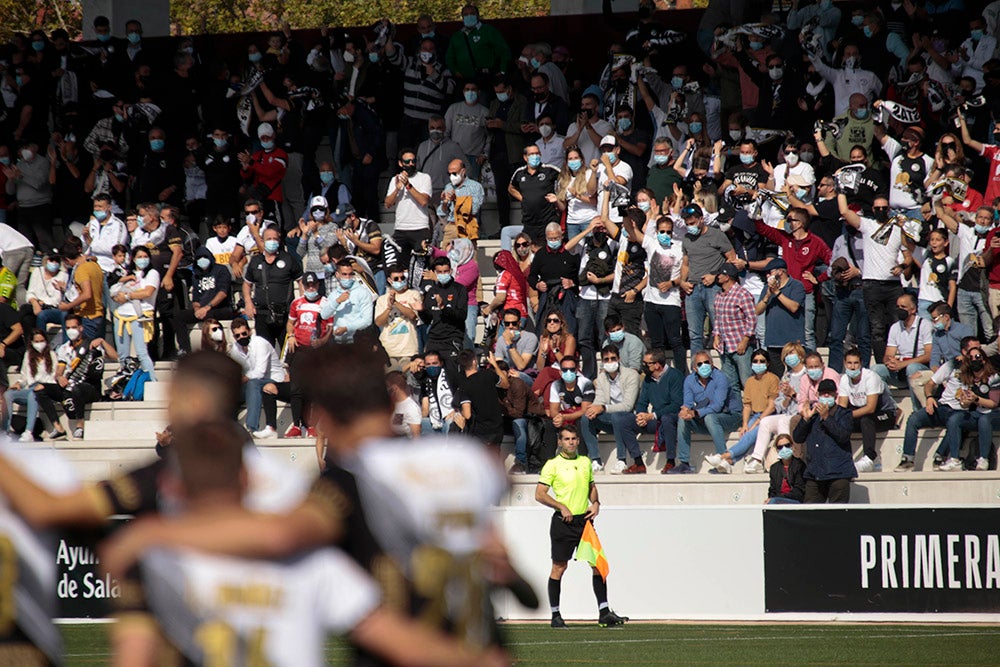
[575,520,609,580]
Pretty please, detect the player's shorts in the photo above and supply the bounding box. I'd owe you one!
[549,513,590,562]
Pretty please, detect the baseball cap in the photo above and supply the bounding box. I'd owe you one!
[257,122,275,139]
[681,204,703,219]
[718,263,739,279]
[600,135,617,148]
[716,204,735,223]
[763,258,787,272]
[309,195,328,210]
[818,379,838,395]
[332,203,356,224]
[302,272,319,285]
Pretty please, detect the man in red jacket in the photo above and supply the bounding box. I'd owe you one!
[239,122,288,226]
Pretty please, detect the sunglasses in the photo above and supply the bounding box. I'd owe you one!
[504,320,520,328]
[546,317,562,323]
[515,242,529,248]
[776,443,792,450]
[245,209,261,215]
[401,160,416,165]
[697,360,711,368]
[873,207,890,213]
[784,149,798,155]
[941,142,956,148]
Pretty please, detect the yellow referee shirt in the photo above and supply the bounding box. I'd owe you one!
[539,454,593,516]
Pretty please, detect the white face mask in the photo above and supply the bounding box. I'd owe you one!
[449,172,464,186]
[603,361,619,374]
[343,51,356,63]
[32,341,46,353]
[66,328,81,341]
[538,124,553,138]
[784,153,799,167]
[210,328,224,342]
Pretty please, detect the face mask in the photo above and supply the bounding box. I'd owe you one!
[435,273,451,285]
[893,307,910,321]
[653,154,669,166]
[750,41,763,50]
[149,139,165,151]
[807,368,823,381]
[32,40,45,51]
[412,51,433,67]
[447,248,463,264]
[604,151,618,163]
[561,369,577,383]
[697,363,713,378]
[972,29,984,41]
[530,57,541,69]
[739,154,754,165]
[0,157,9,166]
[657,232,672,246]
[687,224,701,236]
[13,75,22,88]
[93,210,108,222]
[609,330,625,343]
[863,26,873,38]
[688,121,703,135]
[617,118,632,132]
[769,67,784,80]
[126,32,141,44]
[20,149,33,161]
[799,151,814,163]
[568,158,582,171]
[719,222,733,233]
[547,239,561,250]
[496,91,509,102]
[516,245,530,257]
[777,446,794,460]
[210,136,229,149]
[603,361,620,374]
[319,171,335,185]
[449,173,465,187]
[729,129,743,142]
[671,76,684,89]
[976,224,991,235]
[969,357,986,373]
[45,261,59,273]
[323,263,334,274]
[209,328,224,342]
[784,354,800,368]
[368,52,379,63]
[304,290,320,301]
[32,341,47,353]
[844,56,859,69]
[851,15,865,26]
[796,188,809,200]
[510,329,521,341]
[66,328,81,341]
[464,90,478,104]
[818,395,837,408]
[197,257,212,271]
[341,51,356,64]
[339,277,355,289]
[260,140,274,150]
[846,368,862,379]
[637,200,651,212]
[752,362,768,375]
[463,14,478,28]
[248,52,263,63]
[264,240,280,254]
[784,152,799,167]
[97,33,111,43]
[425,365,441,377]
[539,124,553,138]
[934,320,946,331]
[135,257,150,270]
[527,154,542,168]
[391,280,407,291]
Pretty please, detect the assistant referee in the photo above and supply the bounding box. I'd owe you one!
[535,424,628,628]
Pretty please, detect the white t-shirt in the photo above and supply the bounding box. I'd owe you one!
[838,368,886,408]
[598,160,633,223]
[535,135,566,168]
[387,171,433,232]
[578,239,618,301]
[564,169,599,228]
[886,317,932,360]
[111,268,160,318]
[918,253,956,303]
[858,216,903,280]
[772,161,815,191]
[955,223,989,284]
[642,235,683,306]
[205,236,239,267]
[564,119,615,163]
[391,397,422,438]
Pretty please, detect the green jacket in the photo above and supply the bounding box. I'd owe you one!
[445,23,511,79]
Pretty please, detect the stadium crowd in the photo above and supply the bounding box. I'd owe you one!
[3,0,1000,492]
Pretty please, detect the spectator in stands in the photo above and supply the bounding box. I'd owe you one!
[375,265,423,371]
[385,148,433,267]
[173,247,233,355]
[873,293,932,406]
[319,258,374,345]
[563,93,614,165]
[129,204,184,361]
[765,433,807,504]
[334,96,385,221]
[416,117,466,200]
[838,347,899,473]
[483,249,529,325]
[385,37,455,150]
[554,147,598,240]
[108,246,158,379]
[136,127,184,208]
[0,282,24,387]
[239,123,288,225]
[446,4,511,87]
[534,114,565,169]
[494,308,537,377]
[600,314,642,372]
[646,139,681,204]
[306,161,352,217]
[419,349,463,435]
[45,313,118,440]
[445,84,489,181]
[487,75,528,232]
[617,349,684,474]
[199,319,228,354]
[0,223,33,307]
[22,251,67,335]
[199,126,242,224]
[523,73,570,137]
[536,309,576,372]
[496,359,531,473]
[713,262,757,390]
[679,203,736,357]
[705,350,780,474]
[544,355,598,469]
[796,378,856,502]
[826,223,869,373]
[583,345,641,474]
[529,223,579,333]
[332,203,385,292]
[228,317,285,438]
[83,193,128,274]
[243,227,302,347]
[58,237,105,341]
[506,145,560,247]
[672,351,741,475]
[927,301,974,378]
[420,256,467,366]
[456,349,506,447]
[4,329,55,442]
[3,141,53,251]
[609,106,649,190]
[294,196,336,279]
[606,209,646,338]
[756,258,807,376]
[437,159,484,241]
[387,369,422,439]
[568,217,616,379]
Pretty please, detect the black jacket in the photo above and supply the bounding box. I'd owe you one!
[420,279,468,352]
[767,457,807,502]
[190,247,232,308]
[793,406,857,482]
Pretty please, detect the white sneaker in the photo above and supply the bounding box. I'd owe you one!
[715,458,733,474]
[608,459,627,475]
[743,458,764,474]
[18,432,34,442]
[937,458,963,472]
[591,460,604,474]
[253,426,277,439]
[704,453,723,468]
[976,457,990,471]
[854,455,876,473]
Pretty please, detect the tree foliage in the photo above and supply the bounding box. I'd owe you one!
[0,0,83,40]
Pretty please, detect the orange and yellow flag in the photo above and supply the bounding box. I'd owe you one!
[575,520,609,580]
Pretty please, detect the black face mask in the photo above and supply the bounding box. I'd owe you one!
[534,91,548,102]
[895,307,909,321]
[402,165,416,175]
[993,131,1000,144]
[592,232,608,245]
[100,149,116,162]
[970,358,986,372]
[874,208,890,222]
[235,335,250,346]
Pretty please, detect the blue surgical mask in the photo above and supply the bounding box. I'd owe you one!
[697,363,713,378]
[32,40,45,52]
[248,51,262,63]
[934,320,946,331]
[687,224,701,237]
[496,91,509,102]
[260,140,274,150]
[135,257,150,270]
[784,354,800,368]
[796,188,809,200]
[752,362,767,375]
[304,290,319,300]
[806,368,823,381]
[447,248,462,264]
[464,90,478,104]
[530,57,541,69]
[425,365,441,377]
[391,280,407,291]
[97,33,111,43]
[972,29,984,41]
[568,158,582,171]
[617,118,632,132]
[45,261,59,273]
[852,15,864,25]
[657,232,672,246]
[463,14,478,28]
[323,263,334,274]
[196,257,212,271]
[689,122,703,135]
[739,154,754,165]
[339,277,355,289]
[671,76,684,89]
[976,224,991,235]
[14,76,23,88]
[511,329,521,341]
[527,154,542,168]
[845,368,861,379]
[213,137,228,148]
[368,52,379,63]
[818,395,837,408]
[561,369,577,383]
[435,273,452,285]
[547,239,562,250]
[264,240,280,254]
[93,210,108,222]
[320,171,335,185]
[422,32,435,39]
[653,154,669,165]
[609,330,625,343]
[778,446,794,460]
[750,41,763,50]
[149,139,165,151]
[863,26,873,38]
[604,151,618,163]
[638,201,651,212]
[853,107,869,120]
[0,157,9,166]
[126,32,141,44]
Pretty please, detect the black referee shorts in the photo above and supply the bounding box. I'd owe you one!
[550,513,590,562]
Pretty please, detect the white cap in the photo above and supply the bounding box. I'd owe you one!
[309,195,328,210]
[257,122,275,138]
[600,134,617,147]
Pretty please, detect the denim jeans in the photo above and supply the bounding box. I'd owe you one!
[114,318,157,378]
[500,225,524,251]
[828,286,870,373]
[464,303,479,351]
[767,496,801,504]
[576,298,609,379]
[719,348,753,392]
[728,412,763,460]
[36,308,67,344]
[82,316,106,343]
[619,412,678,460]
[581,411,634,462]
[677,411,740,463]
[902,404,956,458]
[3,388,38,432]
[685,283,720,356]
[873,361,928,408]
[804,291,816,351]
[956,288,995,341]
[244,378,268,431]
[511,417,528,465]
[566,222,589,240]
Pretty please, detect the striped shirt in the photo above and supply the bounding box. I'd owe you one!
[387,49,455,120]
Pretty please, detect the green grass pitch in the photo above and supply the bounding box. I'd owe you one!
[60,622,1000,665]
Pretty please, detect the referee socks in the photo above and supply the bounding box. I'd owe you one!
[548,578,561,613]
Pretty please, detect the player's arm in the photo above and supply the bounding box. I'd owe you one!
[350,608,508,667]
[0,452,107,527]
[110,613,161,667]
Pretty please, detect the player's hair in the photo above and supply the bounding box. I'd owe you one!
[174,350,244,418]
[172,419,245,498]
[292,344,393,424]
[557,423,578,438]
[385,370,408,392]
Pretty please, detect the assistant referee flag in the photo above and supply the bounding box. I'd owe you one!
[575,520,609,580]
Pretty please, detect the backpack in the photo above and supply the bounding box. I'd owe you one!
[122,370,151,401]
